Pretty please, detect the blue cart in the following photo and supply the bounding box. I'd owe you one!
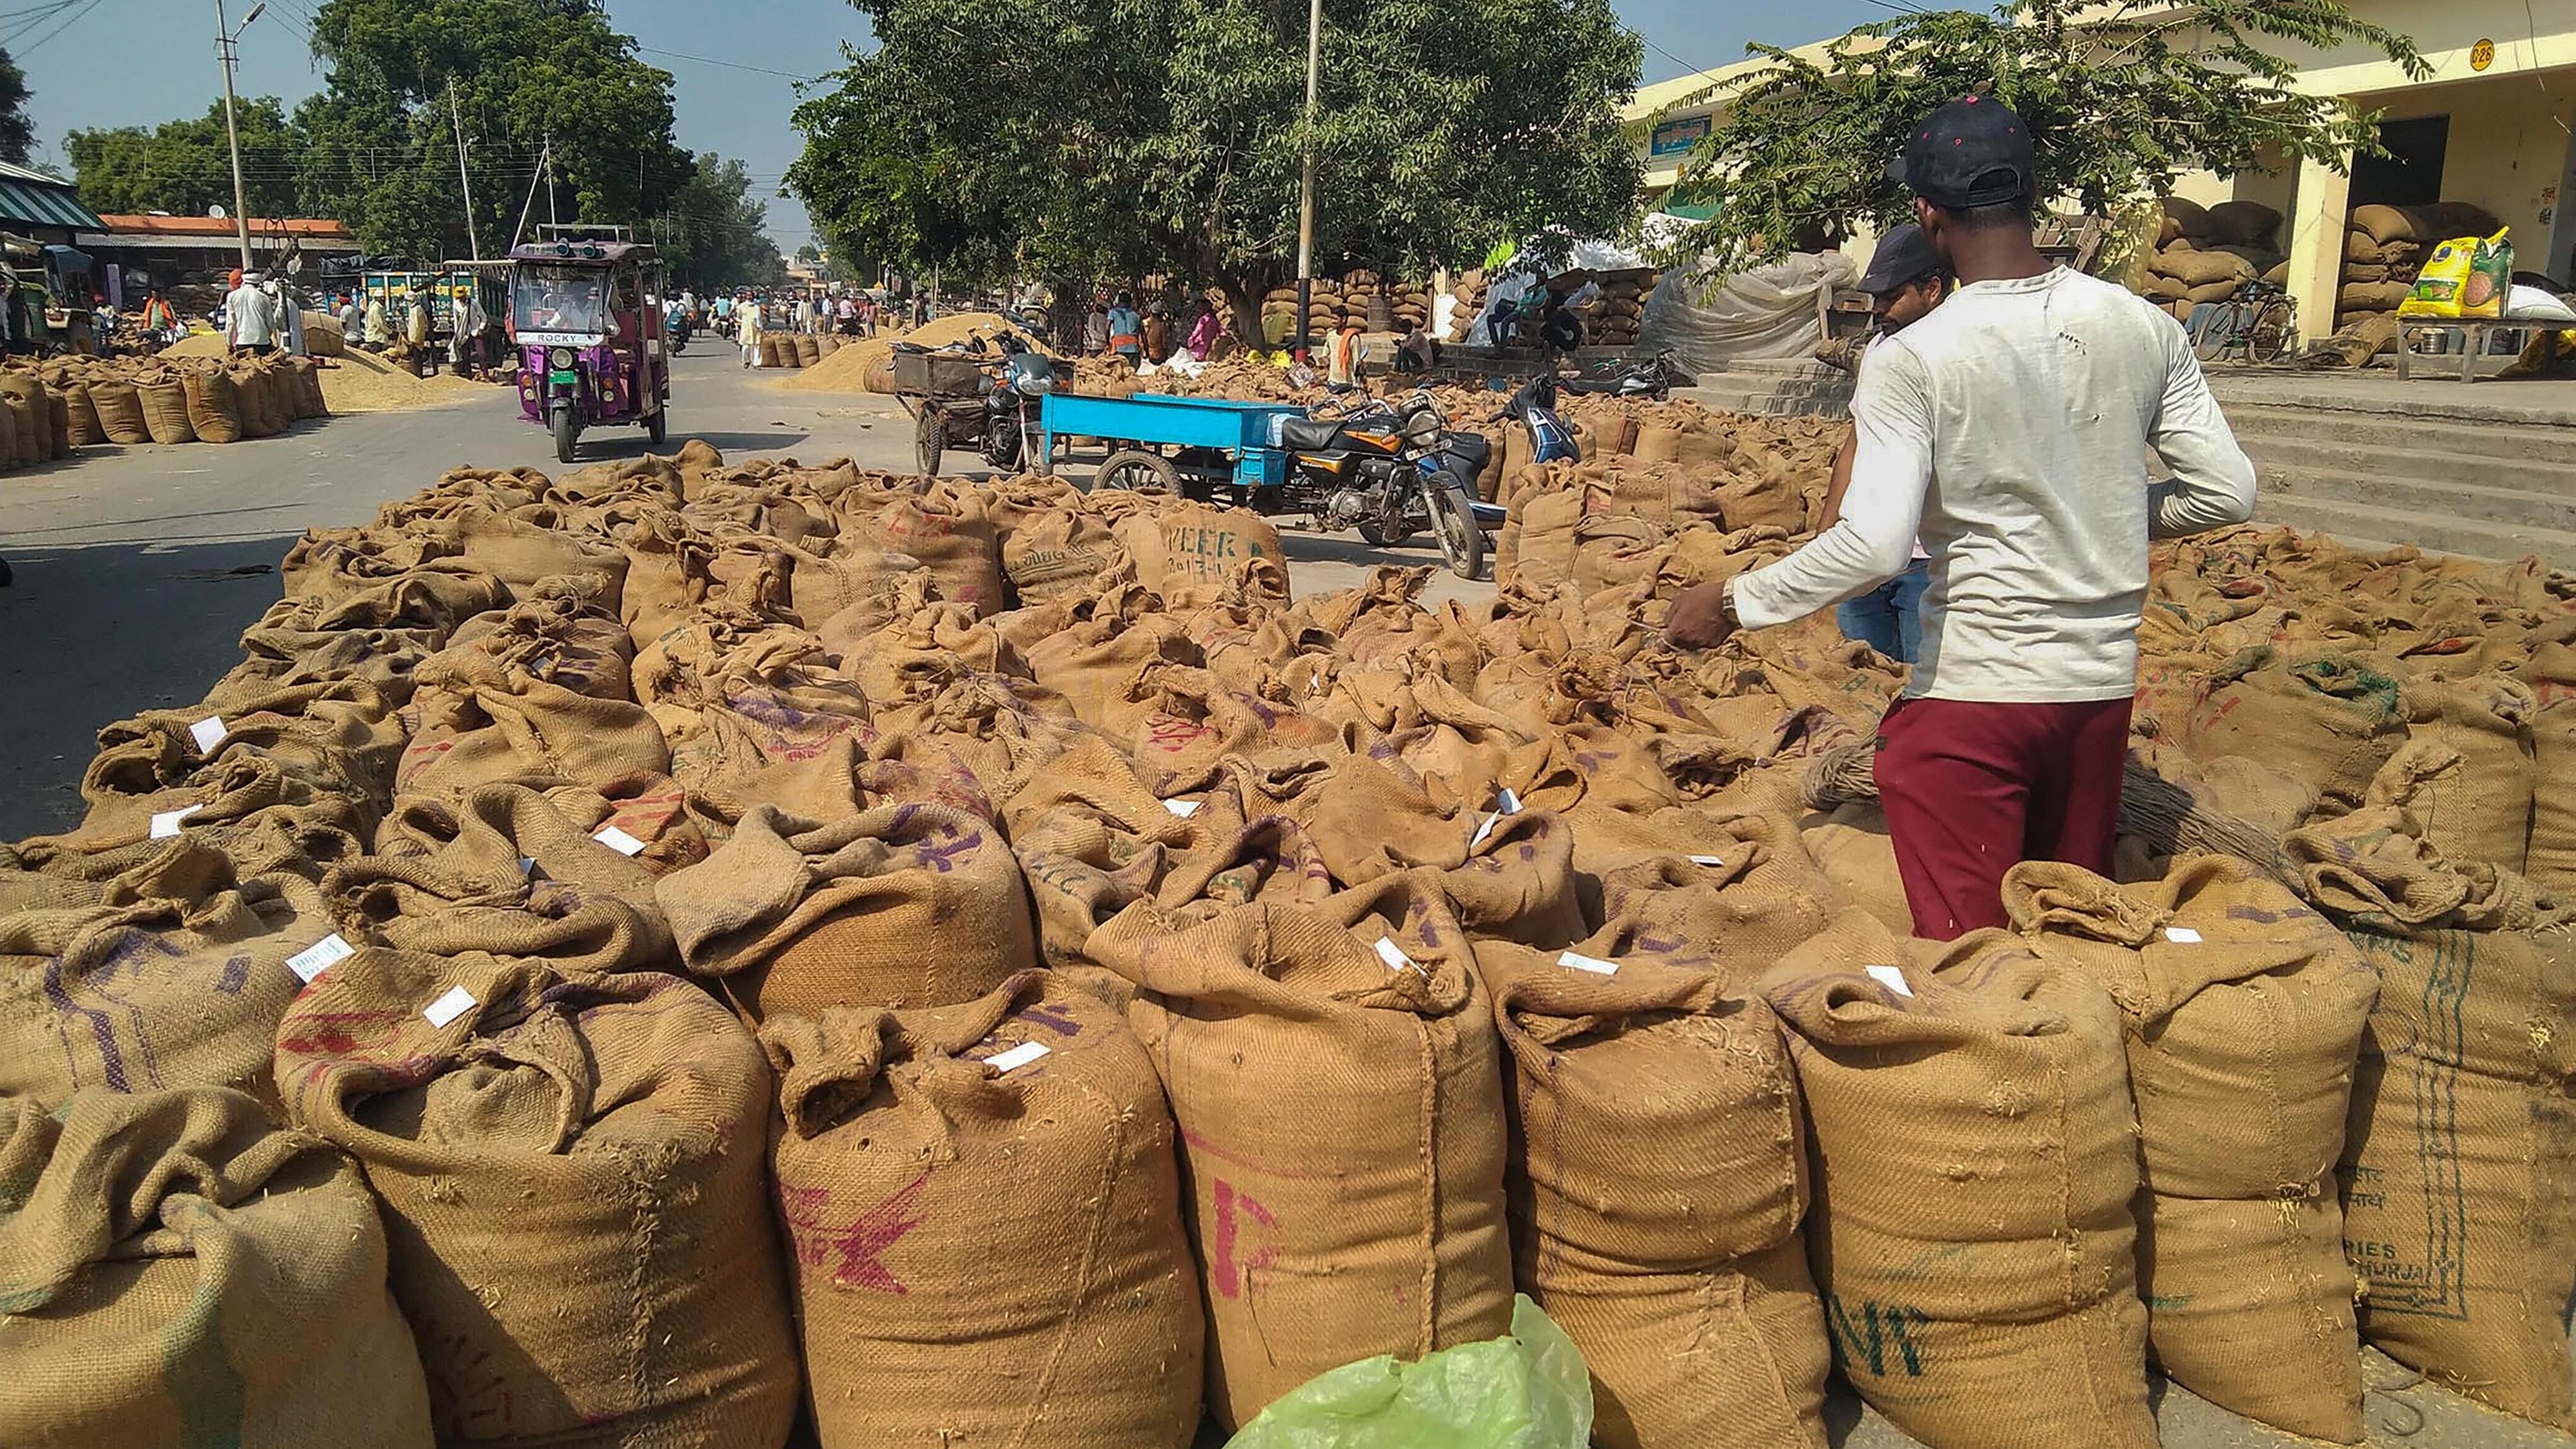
[1038,391,1309,494]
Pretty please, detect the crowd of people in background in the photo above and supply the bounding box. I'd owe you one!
[689,285,925,368]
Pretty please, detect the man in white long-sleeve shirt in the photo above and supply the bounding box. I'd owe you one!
[1667,96,2257,939]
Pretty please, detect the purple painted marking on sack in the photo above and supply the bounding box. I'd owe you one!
[217,954,251,995]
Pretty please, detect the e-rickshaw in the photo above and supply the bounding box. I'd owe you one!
[507,226,670,463]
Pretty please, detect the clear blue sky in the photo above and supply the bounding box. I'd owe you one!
[9,0,1900,251]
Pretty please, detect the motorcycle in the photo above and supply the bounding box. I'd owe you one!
[975,330,1060,471]
[1279,390,1487,579]
[1493,371,1583,465]
[1559,348,1689,402]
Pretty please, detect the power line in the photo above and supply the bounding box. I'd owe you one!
[1636,33,1730,85]
[13,0,104,55]
[634,47,819,83]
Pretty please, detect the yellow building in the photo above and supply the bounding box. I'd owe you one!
[1621,2,2576,338]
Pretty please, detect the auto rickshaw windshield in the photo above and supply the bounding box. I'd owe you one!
[512,264,612,337]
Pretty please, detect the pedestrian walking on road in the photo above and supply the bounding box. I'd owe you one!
[739,297,763,368]
[1664,95,2257,941]
[1819,224,1947,663]
[225,271,275,355]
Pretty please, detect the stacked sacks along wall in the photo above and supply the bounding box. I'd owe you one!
[2,421,2573,1447]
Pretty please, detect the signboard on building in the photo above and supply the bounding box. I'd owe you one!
[1649,115,1711,159]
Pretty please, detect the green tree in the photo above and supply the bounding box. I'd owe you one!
[653,152,784,289]
[297,0,691,256]
[0,48,32,166]
[790,0,1643,336]
[1670,0,2427,269]
[67,99,303,218]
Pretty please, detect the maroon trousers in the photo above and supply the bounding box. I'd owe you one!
[1871,694,2132,941]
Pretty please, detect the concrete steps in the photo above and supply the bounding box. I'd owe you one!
[2219,399,2576,569]
[1676,358,1855,417]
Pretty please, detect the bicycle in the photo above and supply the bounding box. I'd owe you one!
[2188,278,2298,366]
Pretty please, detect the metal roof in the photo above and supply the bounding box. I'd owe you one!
[0,161,104,233]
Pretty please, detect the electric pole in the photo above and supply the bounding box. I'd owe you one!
[1293,0,1321,363]
[213,0,266,272]
[448,76,480,262]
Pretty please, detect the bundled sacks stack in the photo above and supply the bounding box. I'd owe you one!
[1444,267,1491,343]
[3,348,327,455]
[1255,269,1434,343]
[2139,196,2285,323]
[2,416,2573,1449]
[1571,267,1658,349]
[2338,200,2503,329]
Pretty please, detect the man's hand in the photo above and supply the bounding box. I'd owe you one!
[1666,580,1737,650]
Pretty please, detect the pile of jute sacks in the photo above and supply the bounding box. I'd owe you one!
[0,348,328,459]
[3,423,2572,1449]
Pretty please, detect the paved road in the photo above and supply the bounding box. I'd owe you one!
[0,348,1485,840]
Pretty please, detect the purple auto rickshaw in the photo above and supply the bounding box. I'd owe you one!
[507,227,670,463]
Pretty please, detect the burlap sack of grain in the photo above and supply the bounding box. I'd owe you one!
[2161,195,2215,240]
[180,367,242,443]
[2157,247,2256,287]
[42,386,69,456]
[2184,649,2408,815]
[2206,200,2283,247]
[446,579,636,701]
[2185,278,2243,305]
[2002,857,2379,1441]
[1511,486,1587,592]
[325,823,669,979]
[761,971,1204,1447]
[0,373,50,455]
[1589,822,1845,983]
[794,333,822,368]
[0,866,333,1114]
[837,487,1009,616]
[83,677,404,817]
[136,375,194,444]
[277,951,798,1448]
[656,802,1037,1021]
[0,388,38,466]
[1000,505,1127,604]
[761,334,789,368]
[2341,280,2415,311]
[286,354,328,417]
[0,1089,434,1449]
[1087,875,1516,1430]
[399,647,669,797]
[89,374,149,443]
[2351,203,2419,245]
[1113,499,1288,608]
[1477,937,1830,1449]
[1023,576,1202,738]
[29,742,372,882]
[446,512,631,603]
[227,362,280,437]
[1763,912,2157,1449]
[2396,672,2538,871]
[2529,641,2576,892]
[57,380,101,446]
[303,309,346,357]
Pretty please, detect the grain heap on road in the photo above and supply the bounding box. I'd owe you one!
[1,407,2570,1449]
[162,329,479,415]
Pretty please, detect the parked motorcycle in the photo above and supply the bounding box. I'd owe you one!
[1558,348,1688,402]
[976,330,1060,471]
[1280,390,1486,579]
[1493,371,1583,465]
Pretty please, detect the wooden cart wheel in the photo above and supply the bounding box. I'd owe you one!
[914,406,943,475]
[1091,448,1181,494]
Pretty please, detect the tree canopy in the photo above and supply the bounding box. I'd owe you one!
[0,48,32,167]
[1669,0,2428,268]
[790,0,1643,331]
[69,99,303,219]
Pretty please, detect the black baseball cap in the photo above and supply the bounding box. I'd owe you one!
[1856,224,1941,295]
[1887,96,2035,211]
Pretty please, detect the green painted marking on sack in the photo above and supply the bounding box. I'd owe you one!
[1826,1293,1929,1377]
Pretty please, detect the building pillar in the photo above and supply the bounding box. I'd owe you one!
[2285,146,2354,343]
[2546,102,2576,285]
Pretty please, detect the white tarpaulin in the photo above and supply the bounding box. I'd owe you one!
[1637,251,1858,371]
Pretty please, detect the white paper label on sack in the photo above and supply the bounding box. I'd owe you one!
[1864,964,1913,997]
[285,933,355,984]
[986,1041,1051,1074]
[423,985,476,1028]
[592,826,648,856]
[1688,855,1726,868]
[1374,937,1418,974]
[1164,798,1202,818]
[1469,811,1504,850]
[149,804,203,839]
[189,715,227,753]
[1496,787,1522,815]
[1558,950,1620,975]
[518,857,538,877]
[2164,926,2203,944]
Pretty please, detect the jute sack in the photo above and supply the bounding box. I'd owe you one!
[0,373,52,458]
[1000,505,1128,605]
[58,381,100,446]
[181,368,243,443]
[2399,672,2538,872]
[1762,911,2157,1449]
[2002,857,2378,1443]
[656,802,1038,1021]
[0,868,335,1114]
[761,971,1204,1447]
[277,950,799,1448]
[397,648,671,797]
[89,375,149,443]
[1,388,39,466]
[2184,649,2408,815]
[1476,937,1830,1449]
[1511,486,1586,592]
[136,375,196,444]
[0,1089,434,1449]
[836,488,1009,616]
[2519,638,2574,892]
[227,362,281,437]
[1113,499,1289,608]
[1087,874,1516,1430]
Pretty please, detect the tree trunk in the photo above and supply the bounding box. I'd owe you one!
[1213,273,1274,349]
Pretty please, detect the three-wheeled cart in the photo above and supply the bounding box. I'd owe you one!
[893,349,991,474]
[1036,391,1308,496]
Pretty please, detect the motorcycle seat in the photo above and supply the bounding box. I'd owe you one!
[1277,416,1345,452]
[1445,433,1492,470]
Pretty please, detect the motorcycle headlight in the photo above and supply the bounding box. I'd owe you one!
[548,348,574,370]
[1400,402,1444,448]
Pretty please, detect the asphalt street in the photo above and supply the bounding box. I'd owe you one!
[0,346,1488,840]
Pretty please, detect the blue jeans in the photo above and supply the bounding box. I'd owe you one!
[1837,559,1929,662]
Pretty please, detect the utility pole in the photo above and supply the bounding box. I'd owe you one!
[546,134,560,230]
[1293,0,1322,364]
[213,0,266,272]
[508,138,548,253]
[448,76,480,262]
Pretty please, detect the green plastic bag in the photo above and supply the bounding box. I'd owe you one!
[1221,1295,1593,1449]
